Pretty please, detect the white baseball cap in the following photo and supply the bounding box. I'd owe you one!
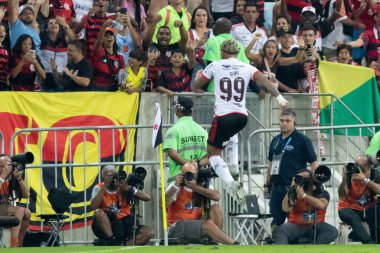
[19,5,35,15]
[301,6,316,15]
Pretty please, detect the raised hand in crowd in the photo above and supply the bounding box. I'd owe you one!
[186,39,198,52]
[174,20,183,29]
[146,48,160,66]
[0,6,5,22]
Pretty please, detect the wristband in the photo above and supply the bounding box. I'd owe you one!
[299,47,305,50]
[363,178,370,184]
[131,186,138,195]
[302,193,307,199]
[275,94,288,107]
[0,177,4,183]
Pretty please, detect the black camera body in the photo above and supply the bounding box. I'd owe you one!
[113,171,127,181]
[294,175,305,186]
[126,167,146,190]
[10,152,34,171]
[198,167,218,180]
[288,166,331,203]
[183,171,194,181]
[346,162,362,175]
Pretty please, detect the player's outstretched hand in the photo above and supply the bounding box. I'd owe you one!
[276,94,289,109]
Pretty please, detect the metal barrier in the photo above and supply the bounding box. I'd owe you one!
[9,124,169,244]
[8,124,243,244]
[247,123,380,227]
[5,92,377,244]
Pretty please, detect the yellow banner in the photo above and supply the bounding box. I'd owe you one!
[0,92,140,229]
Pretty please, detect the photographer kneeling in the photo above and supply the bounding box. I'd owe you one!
[0,155,31,247]
[274,169,338,244]
[338,154,380,244]
[165,162,237,245]
[90,165,154,245]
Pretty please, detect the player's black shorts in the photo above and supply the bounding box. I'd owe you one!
[208,113,248,148]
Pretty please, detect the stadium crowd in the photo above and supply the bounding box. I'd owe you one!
[0,0,379,93]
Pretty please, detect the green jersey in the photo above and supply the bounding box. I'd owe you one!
[367,131,380,170]
[164,116,208,179]
[152,5,191,45]
[203,33,249,92]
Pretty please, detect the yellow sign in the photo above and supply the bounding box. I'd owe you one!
[0,92,140,230]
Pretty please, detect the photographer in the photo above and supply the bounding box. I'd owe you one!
[90,165,154,245]
[0,155,31,247]
[274,169,338,244]
[338,155,380,244]
[165,162,237,245]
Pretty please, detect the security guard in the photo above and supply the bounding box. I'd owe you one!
[164,96,208,181]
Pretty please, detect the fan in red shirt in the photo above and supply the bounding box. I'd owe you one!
[91,21,125,91]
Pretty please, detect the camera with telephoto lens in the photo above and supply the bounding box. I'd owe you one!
[288,166,331,202]
[294,175,305,186]
[368,150,380,167]
[10,152,34,171]
[183,171,194,181]
[181,171,194,186]
[198,166,218,180]
[113,170,127,181]
[346,162,362,175]
[126,167,146,190]
[346,162,363,190]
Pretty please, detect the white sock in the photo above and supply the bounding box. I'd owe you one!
[227,134,239,174]
[209,155,235,185]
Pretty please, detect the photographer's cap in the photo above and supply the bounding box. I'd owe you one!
[174,96,193,112]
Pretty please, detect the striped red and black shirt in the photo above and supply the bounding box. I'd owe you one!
[91,47,125,90]
[84,14,115,58]
[157,64,193,92]
[360,28,380,63]
[0,46,9,90]
[287,0,312,23]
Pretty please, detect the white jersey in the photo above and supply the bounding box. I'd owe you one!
[73,0,93,23]
[202,58,260,116]
[231,23,267,54]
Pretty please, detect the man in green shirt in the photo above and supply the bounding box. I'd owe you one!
[164,96,209,180]
[202,17,249,92]
[367,130,380,171]
[153,0,191,45]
